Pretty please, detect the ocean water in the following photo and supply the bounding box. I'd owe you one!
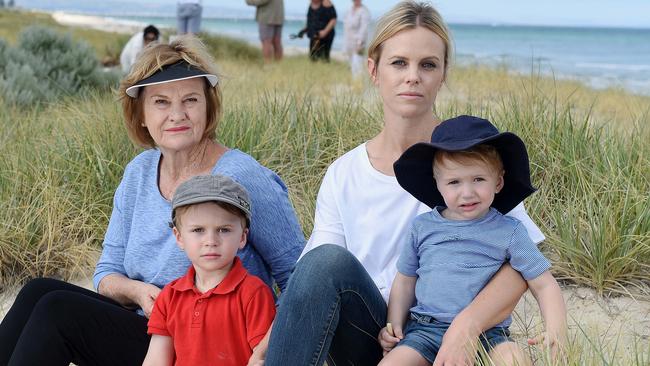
[13,1,650,94]
[110,15,650,95]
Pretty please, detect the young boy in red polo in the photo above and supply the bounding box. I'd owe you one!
[143,175,275,366]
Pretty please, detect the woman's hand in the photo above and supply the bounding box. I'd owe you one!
[432,317,480,366]
[318,29,328,39]
[135,282,162,318]
[378,325,402,356]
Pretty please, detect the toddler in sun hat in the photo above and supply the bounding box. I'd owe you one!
[380,115,567,365]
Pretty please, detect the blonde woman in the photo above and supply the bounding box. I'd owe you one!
[257,2,545,365]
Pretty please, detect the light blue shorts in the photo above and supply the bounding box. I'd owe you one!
[398,312,513,364]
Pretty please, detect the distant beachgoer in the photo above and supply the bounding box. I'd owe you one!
[246,0,284,63]
[119,25,160,73]
[295,0,337,62]
[344,0,371,78]
[142,175,276,366]
[177,0,203,35]
[0,35,304,366]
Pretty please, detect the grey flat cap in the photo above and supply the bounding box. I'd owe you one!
[171,175,251,225]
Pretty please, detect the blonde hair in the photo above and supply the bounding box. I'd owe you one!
[433,145,504,177]
[367,1,453,77]
[118,35,222,148]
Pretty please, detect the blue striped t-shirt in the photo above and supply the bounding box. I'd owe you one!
[397,206,551,327]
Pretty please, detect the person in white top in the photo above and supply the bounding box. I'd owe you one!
[257,2,546,365]
[177,0,202,35]
[344,0,371,78]
[119,25,160,73]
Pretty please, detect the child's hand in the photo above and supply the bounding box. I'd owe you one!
[527,330,565,359]
[378,323,403,356]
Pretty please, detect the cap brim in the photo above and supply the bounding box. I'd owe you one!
[125,61,218,98]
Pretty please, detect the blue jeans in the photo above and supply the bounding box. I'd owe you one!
[266,244,386,366]
[176,3,202,34]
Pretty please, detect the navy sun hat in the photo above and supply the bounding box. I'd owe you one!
[394,115,536,214]
[125,60,218,98]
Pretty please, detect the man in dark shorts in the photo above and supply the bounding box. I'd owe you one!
[247,0,284,62]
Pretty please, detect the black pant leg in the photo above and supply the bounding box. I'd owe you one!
[0,278,107,364]
[320,38,333,62]
[1,278,150,366]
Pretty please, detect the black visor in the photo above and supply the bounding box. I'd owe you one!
[125,61,218,98]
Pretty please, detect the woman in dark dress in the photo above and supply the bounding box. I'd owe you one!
[297,0,337,61]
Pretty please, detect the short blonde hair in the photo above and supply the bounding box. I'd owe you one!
[433,144,504,177]
[367,1,453,77]
[118,35,222,148]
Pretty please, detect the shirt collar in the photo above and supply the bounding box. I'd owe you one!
[171,257,247,295]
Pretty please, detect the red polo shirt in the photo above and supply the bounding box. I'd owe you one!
[147,258,276,366]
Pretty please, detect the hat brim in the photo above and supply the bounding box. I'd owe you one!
[394,132,536,214]
[125,61,218,98]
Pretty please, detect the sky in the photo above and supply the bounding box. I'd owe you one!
[15,0,650,29]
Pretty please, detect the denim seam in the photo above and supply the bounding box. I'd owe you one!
[339,289,384,329]
[312,297,341,366]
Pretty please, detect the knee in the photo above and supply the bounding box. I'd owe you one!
[298,244,357,276]
[31,291,76,323]
[488,342,531,366]
[15,278,64,306]
[285,245,358,294]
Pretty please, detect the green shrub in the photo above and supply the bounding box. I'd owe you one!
[0,25,120,106]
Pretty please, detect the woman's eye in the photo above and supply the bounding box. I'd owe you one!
[391,60,406,67]
[448,180,459,185]
[184,97,198,103]
[154,99,169,105]
[218,228,231,233]
[191,228,204,233]
[422,62,437,69]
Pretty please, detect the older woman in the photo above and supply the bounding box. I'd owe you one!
[258,2,545,365]
[0,36,304,366]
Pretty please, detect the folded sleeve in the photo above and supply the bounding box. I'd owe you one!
[147,285,172,337]
[245,283,276,349]
[507,222,551,280]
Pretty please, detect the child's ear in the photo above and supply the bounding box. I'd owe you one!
[495,172,505,193]
[173,226,184,250]
[239,227,248,249]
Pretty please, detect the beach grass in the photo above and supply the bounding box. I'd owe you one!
[0,9,649,364]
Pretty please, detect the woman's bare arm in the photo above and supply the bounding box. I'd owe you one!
[433,263,526,366]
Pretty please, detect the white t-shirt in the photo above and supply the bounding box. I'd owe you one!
[303,143,545,303]
[119,32,144,73]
